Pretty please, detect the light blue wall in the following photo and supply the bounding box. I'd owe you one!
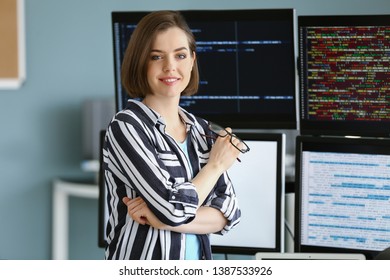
[0,0,389,260]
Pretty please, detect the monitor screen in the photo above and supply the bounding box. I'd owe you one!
[298,15,390,137]
[99,132,286,255]
[294,135,390,259]
[112,9,298,129]
[210,132,285,254]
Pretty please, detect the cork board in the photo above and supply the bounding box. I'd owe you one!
[0,0,25,89]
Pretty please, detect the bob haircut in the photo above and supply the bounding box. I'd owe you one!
[121,10,199,99]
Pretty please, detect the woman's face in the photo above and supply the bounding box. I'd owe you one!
[147,27,195,100]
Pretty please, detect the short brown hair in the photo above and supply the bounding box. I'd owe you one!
[121,10,199,99]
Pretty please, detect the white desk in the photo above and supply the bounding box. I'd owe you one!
[52,178,99,260]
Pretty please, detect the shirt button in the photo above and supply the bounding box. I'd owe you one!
[172,196,176,199]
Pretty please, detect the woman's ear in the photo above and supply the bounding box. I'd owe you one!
[191,51,196,67]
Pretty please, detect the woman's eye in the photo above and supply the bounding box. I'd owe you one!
[177,53,187,59]
[151,55,161,60]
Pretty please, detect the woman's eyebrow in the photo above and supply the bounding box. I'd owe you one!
[150,47,189,53]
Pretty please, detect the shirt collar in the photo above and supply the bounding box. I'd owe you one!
[127,99,196,129]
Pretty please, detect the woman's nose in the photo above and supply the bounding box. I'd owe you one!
[163,57,175,72]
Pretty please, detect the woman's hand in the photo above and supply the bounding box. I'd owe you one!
[208,127,242,173]
[122,196,165,229]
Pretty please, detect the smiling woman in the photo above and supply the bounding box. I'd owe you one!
[102,10,242,260]
[0,0,26,89]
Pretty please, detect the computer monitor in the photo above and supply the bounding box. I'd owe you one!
[210,132,285,254]
[112,9,298,129]
[98,132,286,255]
[298,15,390,137]
[255,252,366,260]
[294,135,390,259]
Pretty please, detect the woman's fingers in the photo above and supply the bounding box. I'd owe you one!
[122,197,148,224]
[121,196,165,229]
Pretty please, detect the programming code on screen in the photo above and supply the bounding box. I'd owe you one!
[300,26,390,122]
[300,151,390,251]
[114,20,295,115]
[180,20,295,116]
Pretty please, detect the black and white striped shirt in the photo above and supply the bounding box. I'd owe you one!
[103,100,241,260]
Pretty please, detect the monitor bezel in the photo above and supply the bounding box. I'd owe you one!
[294,135,390,260]
[111,9,298,130]
[298,15,390,138]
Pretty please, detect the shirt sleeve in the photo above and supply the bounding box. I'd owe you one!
[105,118,199,227]
[204,172,241,235]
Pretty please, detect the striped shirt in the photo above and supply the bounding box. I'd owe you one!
[103,100,241,260]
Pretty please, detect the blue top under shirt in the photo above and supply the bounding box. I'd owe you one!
[177,137,201,260]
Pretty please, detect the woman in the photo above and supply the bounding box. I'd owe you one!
[103,10,241,260]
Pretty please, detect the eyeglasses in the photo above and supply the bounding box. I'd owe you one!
[202,122,250,155]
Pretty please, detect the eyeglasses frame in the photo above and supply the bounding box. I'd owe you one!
[207,122,250,154]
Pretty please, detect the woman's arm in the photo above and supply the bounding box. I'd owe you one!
[106,119,200,226]
[120,125,242,234]
[171,207,227,234]
[107,115,240,223]
[191,127,241,206]
[123,197,227,234]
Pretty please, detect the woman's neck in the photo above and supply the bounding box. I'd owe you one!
[142,96,187,142]
[143,96,180,121]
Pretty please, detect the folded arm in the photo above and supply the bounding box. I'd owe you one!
[123,197,227,234]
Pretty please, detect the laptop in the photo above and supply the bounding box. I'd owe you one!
[255,252,366,260]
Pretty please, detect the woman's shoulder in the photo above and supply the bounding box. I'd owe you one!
[112,100,158,129]
[179,106,209,128]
